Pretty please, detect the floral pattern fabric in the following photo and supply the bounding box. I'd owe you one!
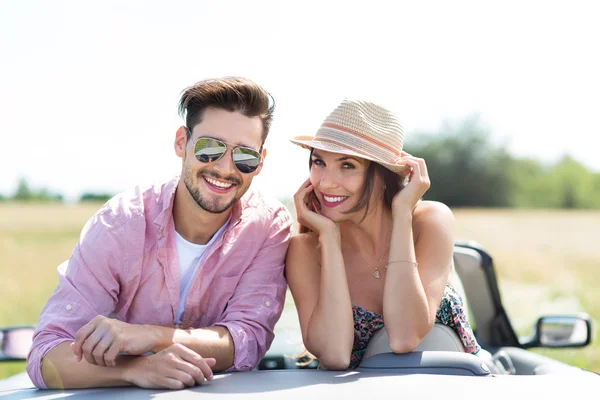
[349,284,481,369]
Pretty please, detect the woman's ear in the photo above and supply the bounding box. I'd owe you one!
[174,126,188,158]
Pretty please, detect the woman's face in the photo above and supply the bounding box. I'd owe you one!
[309,149,371,221]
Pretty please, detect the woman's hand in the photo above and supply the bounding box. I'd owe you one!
[392,151,431,216]
[294,178,338,235]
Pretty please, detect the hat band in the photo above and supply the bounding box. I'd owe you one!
[315,125,400,164]
[311,137,395,167]
[319,122,402,157]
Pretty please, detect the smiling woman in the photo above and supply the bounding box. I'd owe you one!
[285,99,480,370]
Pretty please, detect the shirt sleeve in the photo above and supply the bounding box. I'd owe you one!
[26,210,126,388]
[214,205,293,371]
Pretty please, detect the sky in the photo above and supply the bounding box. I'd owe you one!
[1,0,599,201]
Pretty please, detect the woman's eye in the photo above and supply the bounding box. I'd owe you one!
[312,158,325,167]
[342,162,355,169]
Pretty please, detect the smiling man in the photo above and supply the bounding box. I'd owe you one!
[26,77,292,390]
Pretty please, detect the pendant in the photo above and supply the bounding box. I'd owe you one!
[373,270,381,279]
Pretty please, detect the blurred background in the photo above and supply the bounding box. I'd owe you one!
[1,0,599,378]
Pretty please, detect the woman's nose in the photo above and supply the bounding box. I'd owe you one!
[318,168,339,189]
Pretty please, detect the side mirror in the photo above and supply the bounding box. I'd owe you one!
[0,326,35,361]
[522,314,592,349]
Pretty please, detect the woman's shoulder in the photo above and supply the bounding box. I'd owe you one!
[290,230,320,245]
[412,200,454,229]
[287,231,321,261]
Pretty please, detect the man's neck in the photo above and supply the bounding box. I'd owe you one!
[172,184,232,245]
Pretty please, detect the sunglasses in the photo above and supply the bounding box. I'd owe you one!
[192,135,262,174]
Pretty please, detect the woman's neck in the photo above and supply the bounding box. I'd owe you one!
[339,203,393,255]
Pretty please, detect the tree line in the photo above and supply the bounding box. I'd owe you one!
[405,115,600,209]
[0,178,113,203]
[2,116,599,208]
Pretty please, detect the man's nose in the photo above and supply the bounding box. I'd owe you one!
[212,149,237,175]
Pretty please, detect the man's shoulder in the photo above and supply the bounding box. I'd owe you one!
[92,177,178,227]
[239,188,293,225]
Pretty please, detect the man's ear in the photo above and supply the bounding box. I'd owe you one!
[254,147,267,176]
[174,126,188,158]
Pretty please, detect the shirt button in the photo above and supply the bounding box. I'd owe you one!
[65,304,72,311]
[265,301,271,307]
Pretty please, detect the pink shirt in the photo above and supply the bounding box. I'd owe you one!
[26,177,292,388]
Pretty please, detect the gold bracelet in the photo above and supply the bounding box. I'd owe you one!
[385,260,418,269]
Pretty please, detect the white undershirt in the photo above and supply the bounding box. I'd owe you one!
[174,219,229,324]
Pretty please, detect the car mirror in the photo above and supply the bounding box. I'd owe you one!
[522,314,592,349]
[0,326,35,361]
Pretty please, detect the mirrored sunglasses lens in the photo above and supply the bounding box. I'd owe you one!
[195,138,226,163]
[233,148,261,173]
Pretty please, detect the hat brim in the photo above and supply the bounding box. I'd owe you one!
[290,136,410,176]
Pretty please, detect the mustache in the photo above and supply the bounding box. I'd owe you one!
[199,170,242,186]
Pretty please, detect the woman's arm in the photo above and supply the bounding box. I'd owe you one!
[285,179,354,370]
[382,201,455,353]
[286,232,354,370]
[382,152,454,353]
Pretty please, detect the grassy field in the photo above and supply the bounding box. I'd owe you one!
[1,202,598,379]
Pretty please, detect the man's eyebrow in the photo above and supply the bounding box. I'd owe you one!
[233,141,259,150]
[203,135,259,150]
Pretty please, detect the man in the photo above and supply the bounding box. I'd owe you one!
[26,77,292,390]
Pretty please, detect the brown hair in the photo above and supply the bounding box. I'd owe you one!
[299,151,405,233]
[178,76,275,144]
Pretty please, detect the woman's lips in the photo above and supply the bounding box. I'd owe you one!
[320,193,349,208]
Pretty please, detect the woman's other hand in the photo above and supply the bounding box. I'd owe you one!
[392,152,431,216]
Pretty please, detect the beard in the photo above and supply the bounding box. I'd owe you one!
[183,164,248,214]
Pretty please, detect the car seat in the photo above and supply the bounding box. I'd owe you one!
[362,255,470,359]
[361,243,517,374]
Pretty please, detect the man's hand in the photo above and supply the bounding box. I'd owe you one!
[72,315,161,367]
[124,344,216,390]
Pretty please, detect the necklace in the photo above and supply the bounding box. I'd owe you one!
[357,249,388,279]
[350,230,391,279]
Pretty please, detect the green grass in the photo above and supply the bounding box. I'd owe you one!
[0,202,102,379]
[1,203,599,379]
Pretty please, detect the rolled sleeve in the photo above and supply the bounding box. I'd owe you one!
[215,207,292,371]
[26,212,125,388]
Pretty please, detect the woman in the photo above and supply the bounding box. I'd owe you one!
[286,99,480,370]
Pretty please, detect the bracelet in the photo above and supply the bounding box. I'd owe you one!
[385,260,418,269]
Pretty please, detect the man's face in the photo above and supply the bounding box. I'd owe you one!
[178,108,265,214]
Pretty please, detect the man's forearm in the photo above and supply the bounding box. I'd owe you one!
[153,325,234,371]
[42,340,216,390]
[41,342,135,389]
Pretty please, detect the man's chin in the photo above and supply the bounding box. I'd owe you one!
[196,191,240,214]
[197,200,234,214]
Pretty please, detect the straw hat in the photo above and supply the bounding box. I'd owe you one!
[290,99,409,176]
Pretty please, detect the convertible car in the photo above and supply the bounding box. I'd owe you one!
[0,242,597,399]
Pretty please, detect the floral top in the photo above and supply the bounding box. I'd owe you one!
[349,284,481,369]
